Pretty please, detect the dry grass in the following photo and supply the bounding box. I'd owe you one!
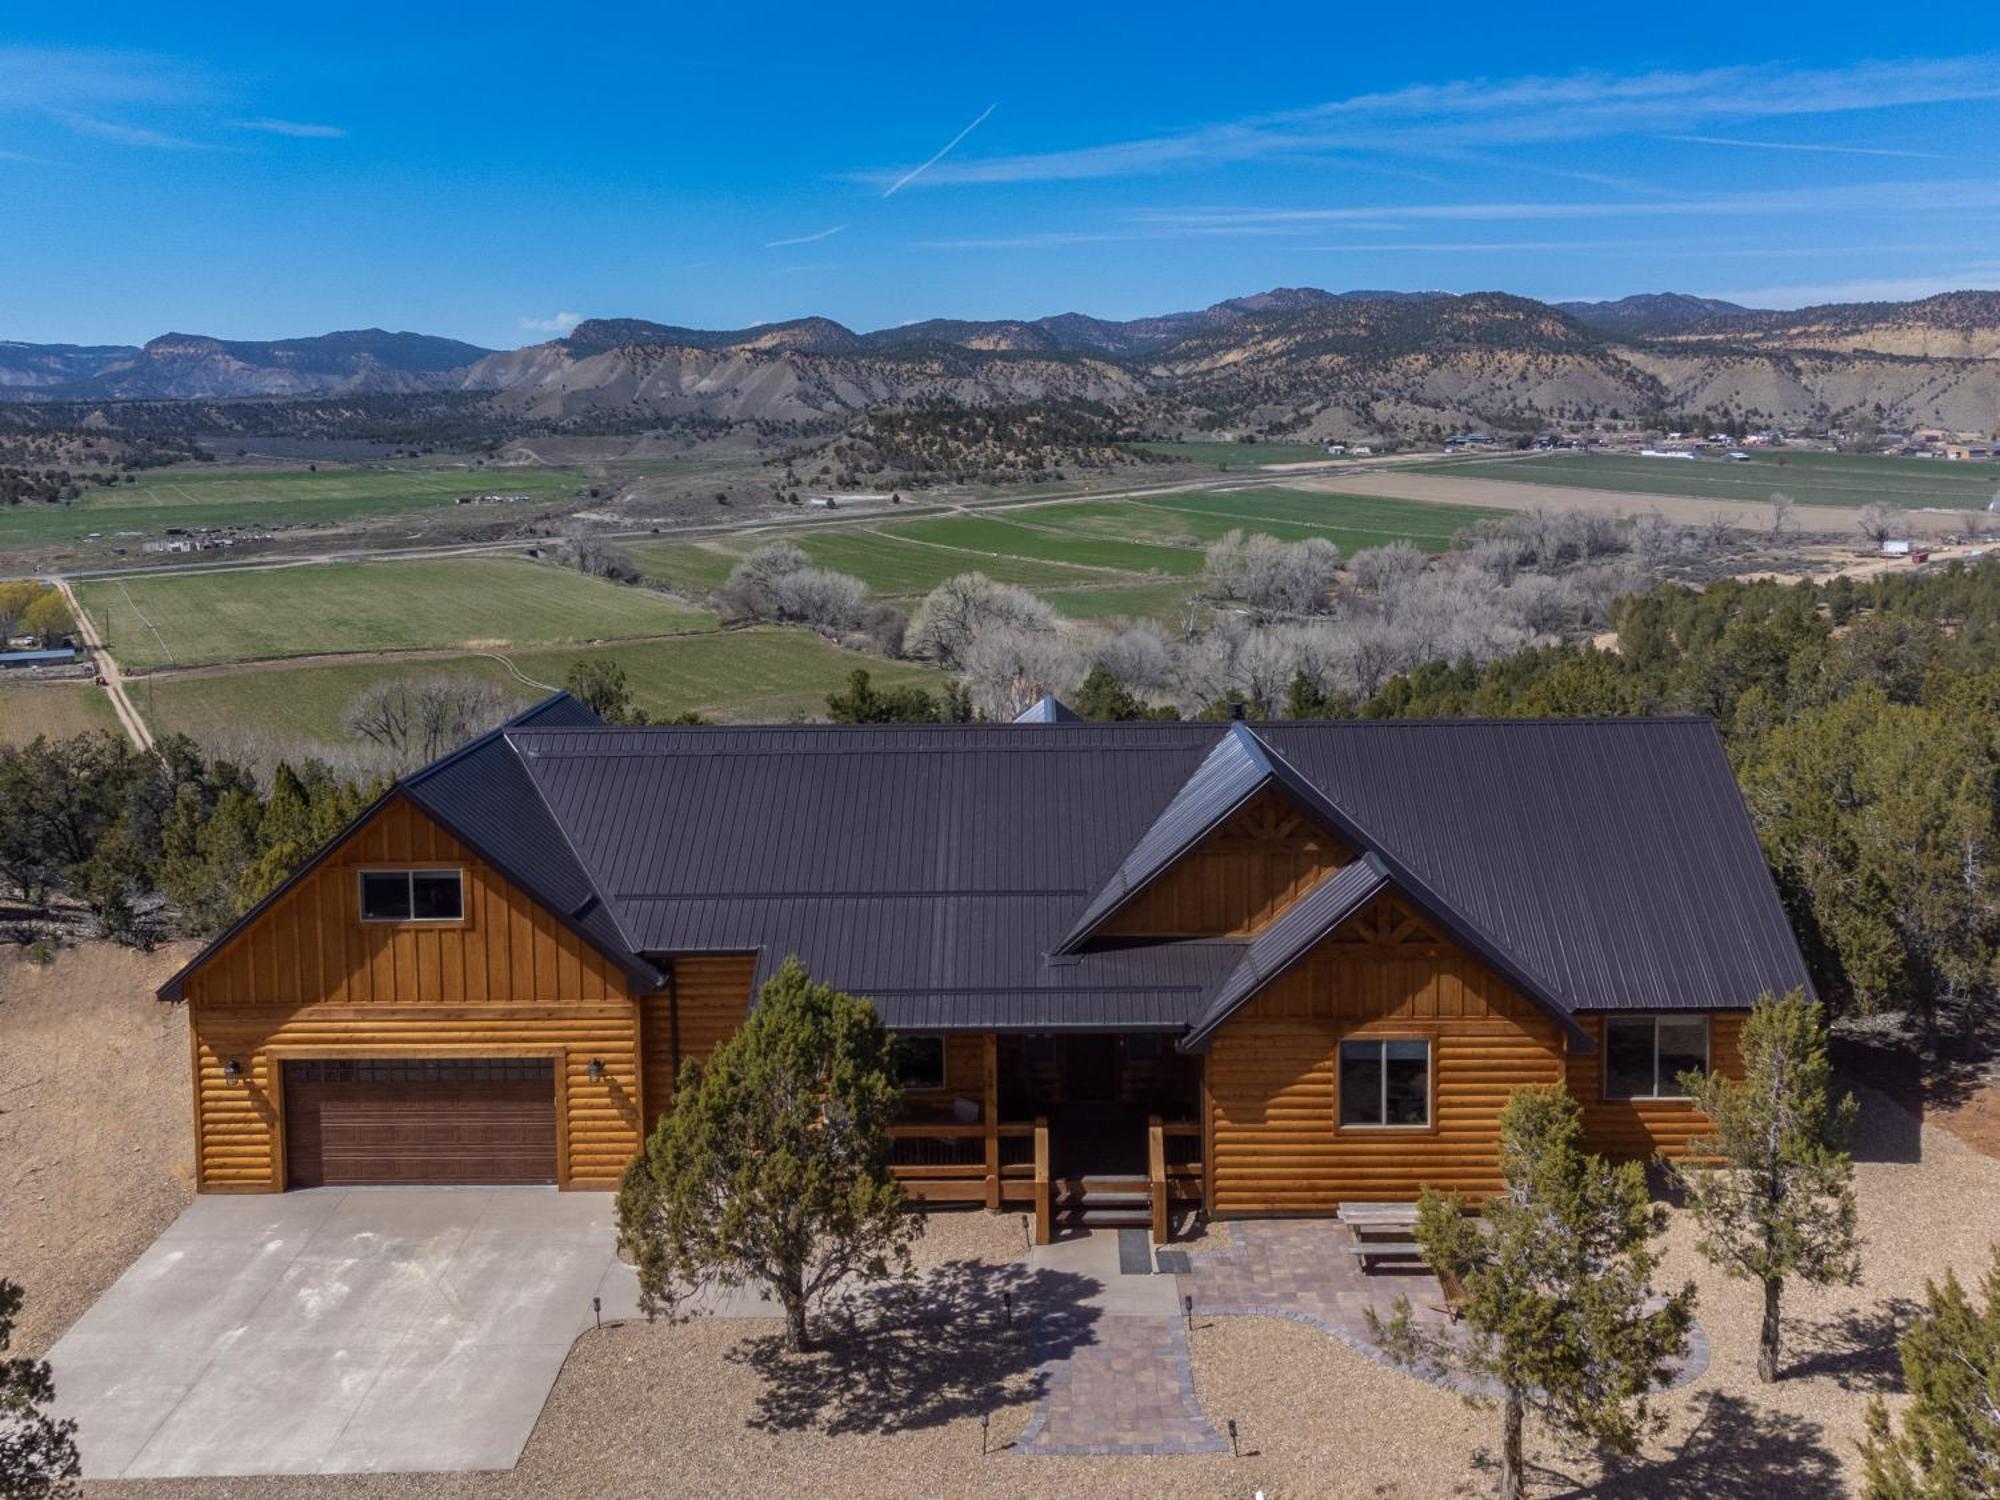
[0,942,198,1357]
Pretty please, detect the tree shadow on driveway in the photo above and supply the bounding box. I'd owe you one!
[727,1259,1104,1437]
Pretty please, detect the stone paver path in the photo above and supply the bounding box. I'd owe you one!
[1016,1315,1225,1456]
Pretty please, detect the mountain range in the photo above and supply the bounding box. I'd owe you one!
[8,287,2000,437]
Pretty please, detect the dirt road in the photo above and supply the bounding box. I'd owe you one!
[48,574,152,750]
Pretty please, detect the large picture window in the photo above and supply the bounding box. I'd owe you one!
[1604,1016,1709,1100]
[1338,1038,1431,1128]
[893,1034,947,1092]
[359,869,464,923]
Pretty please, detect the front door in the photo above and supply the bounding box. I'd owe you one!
[1059,1034,1119,1102]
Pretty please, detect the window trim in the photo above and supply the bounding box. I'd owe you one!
[1601,1014,1710,1102]
[357,867,467,925]
[1335,1035,1434,1132]
[893,1032,949,1093]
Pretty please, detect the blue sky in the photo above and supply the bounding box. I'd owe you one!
[4,3,1999,348]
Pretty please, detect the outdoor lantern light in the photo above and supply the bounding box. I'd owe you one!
[1228,1419,1240,1458]
[586,1058,605,1082]
[223,1059,243,1081]
[980,1411,990,1456]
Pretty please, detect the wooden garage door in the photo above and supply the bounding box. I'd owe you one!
[283,1059,557,1187]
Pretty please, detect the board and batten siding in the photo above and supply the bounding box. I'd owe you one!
[183,793,645,1191]
[638,954,758,1133]
[1100,787,1350,939]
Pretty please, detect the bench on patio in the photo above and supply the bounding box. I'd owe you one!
[1338,1202,1465,1321]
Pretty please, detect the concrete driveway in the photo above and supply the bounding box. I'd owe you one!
[46,1188,638,1479]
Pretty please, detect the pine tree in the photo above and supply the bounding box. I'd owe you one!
[1861,1252,2000,1498]
[1371,1087,1695,1500]
[615,958,916,1352]
[1671,989,1860,1381]
[0,1279,80,1499]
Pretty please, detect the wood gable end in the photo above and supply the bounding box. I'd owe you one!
[178,792,637,1010]
[1098,785,1352,939]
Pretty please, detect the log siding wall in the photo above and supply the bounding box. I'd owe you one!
[1205,893,1738,1211]
[639,954,757,1134]
[1568,1013,1745,1161]
[183,795,647,1191]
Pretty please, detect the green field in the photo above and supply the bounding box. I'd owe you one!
[131,629,948,748]
[627,530,1108,601]
[1433,451,2000,510]
[0,463,579,547]
[881,514,1207,575]
[1026,488,1501,552]
[0,681,120,746]
[1131,441,1343,467]
[77,556,716,672]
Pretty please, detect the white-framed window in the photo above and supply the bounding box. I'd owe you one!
[893,1034,947,1092]
[1603,1015,1709,1100]
[358,869,465,923]
[1338,1038,1432,1128]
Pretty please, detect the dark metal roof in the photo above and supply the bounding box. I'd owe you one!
[1183,853,1390,1048]
[165,710,1813,1032]
[1012,694,1081,723]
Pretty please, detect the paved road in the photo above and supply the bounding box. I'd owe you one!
[47,574,152,750]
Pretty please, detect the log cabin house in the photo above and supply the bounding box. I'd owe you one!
[159,694,1811,1242]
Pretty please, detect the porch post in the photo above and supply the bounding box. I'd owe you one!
[982,1031,1000,1211]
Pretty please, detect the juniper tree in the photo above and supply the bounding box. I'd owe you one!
[1670,989,1860,1382]
[1371,1087,1695,1500]
[0,1279,79,1500]
[1861,1251,2000,1499]
[615,958,916,1353]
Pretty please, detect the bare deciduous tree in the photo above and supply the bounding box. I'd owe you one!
[1770,491,1798,539]
[343,675,509,770]
[1347,540,1426,595]
[1855,503,1900,549]
[907,573,1057,668]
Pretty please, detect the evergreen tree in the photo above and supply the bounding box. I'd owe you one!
[615,958,916,1352]
[1671,989,1860,1381]
[1861,1252,2000,1498]
[1372,1087,1695,1500]
[0,1279,80,1499]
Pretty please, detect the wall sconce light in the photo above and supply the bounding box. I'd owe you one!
[223,1059,243,1081]
[586,1058,605,1083]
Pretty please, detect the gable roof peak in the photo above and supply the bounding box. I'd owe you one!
[1012,693,1082,724]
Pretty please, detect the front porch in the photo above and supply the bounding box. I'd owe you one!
[885,1030,1203,1245]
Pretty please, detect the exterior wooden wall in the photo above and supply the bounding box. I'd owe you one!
[190,1009,641,1191]
[182,793,646,1192]
[1207,894,1566,1213]
[182,796,633,1010]
[1100,788,1349,938]
[1568,1013,1745,1160]
[639,954,758,1133]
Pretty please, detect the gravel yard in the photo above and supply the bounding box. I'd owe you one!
[9,942,2000,1496]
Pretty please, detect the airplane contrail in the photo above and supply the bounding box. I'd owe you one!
[883,103,997,197]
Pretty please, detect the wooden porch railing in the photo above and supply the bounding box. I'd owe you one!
[1148,1116,1205,1244]
[887,1120,1043,1224]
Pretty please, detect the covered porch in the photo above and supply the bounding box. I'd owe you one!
[885,1030,1204,1245]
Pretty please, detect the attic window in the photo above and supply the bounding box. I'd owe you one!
[360,869,464,923]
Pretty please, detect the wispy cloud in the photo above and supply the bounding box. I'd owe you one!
[882,103,997,196]
[1661,133,1948,159]
[764,223,847,248]
[0,46,200,113]
[870,57,1998,187]
[1698,266,2000,308]
[520,311,584,333]
[56,111,211,150]
[236,117,346,139]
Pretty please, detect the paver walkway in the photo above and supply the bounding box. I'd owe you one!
[1016,1315,1225,1456]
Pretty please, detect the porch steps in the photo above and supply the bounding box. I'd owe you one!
[1053,1174,1153,1230]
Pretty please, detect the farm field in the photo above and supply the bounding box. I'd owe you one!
[130,629,947,751]
[1130,440,1342,467]
[1433,451,2000,510]
[1030,488,1502,552]
[880,514,1207,575]
[75,556,715,672]
[0,680,119,746]
[0,463,580,548]
[626,529,1108,601]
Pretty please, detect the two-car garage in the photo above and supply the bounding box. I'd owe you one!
[281,1058,559,1187]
